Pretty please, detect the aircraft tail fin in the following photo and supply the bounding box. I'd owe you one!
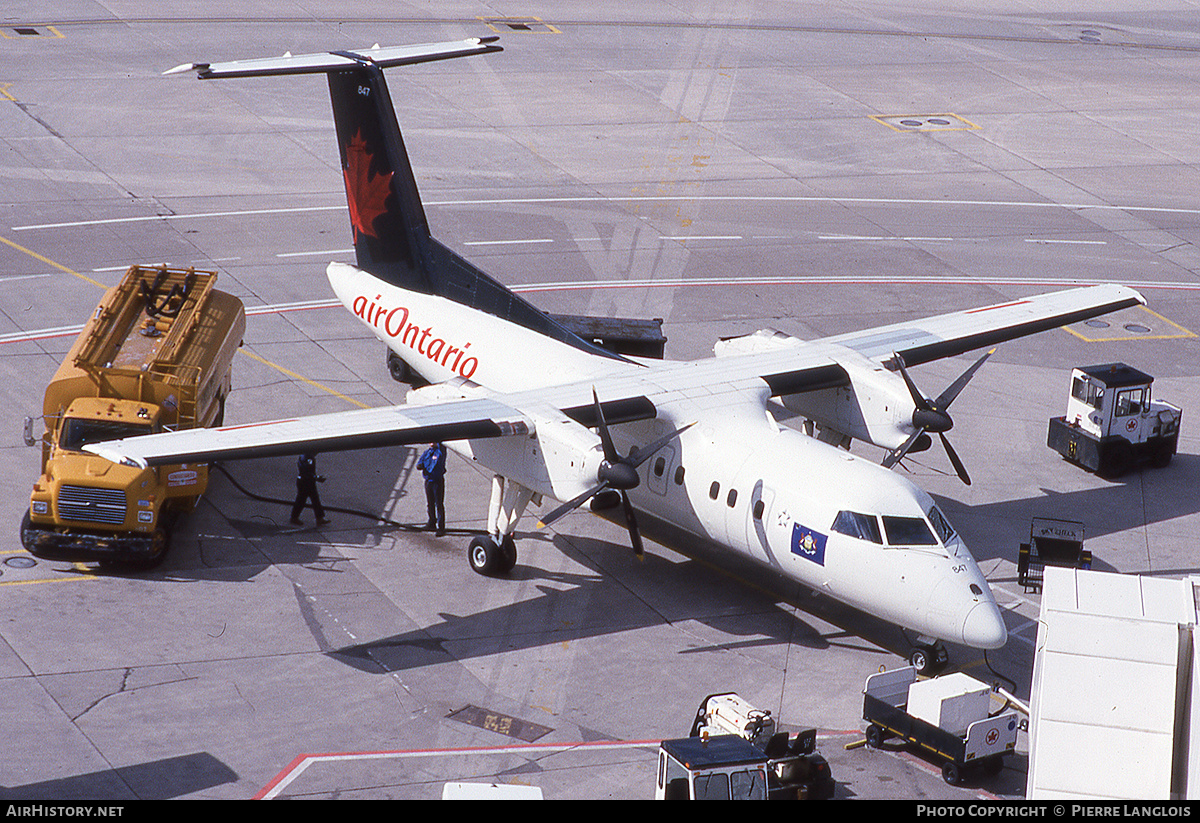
[170,40,624,358]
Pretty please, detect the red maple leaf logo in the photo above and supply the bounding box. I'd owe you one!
[343,130,393,240]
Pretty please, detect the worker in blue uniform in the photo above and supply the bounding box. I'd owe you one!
[418,442,446,535]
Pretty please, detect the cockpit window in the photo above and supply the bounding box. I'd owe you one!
[926,505,956,544]
[832,510,882,544]
[881,516,938,546]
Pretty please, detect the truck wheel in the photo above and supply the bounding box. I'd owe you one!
[1152,442,1174,469]
[941,761,961,785]
[1100,443,1133,479]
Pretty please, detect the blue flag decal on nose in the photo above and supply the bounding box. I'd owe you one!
[791,523,827,565]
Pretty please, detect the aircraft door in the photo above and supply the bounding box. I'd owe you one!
[646,445,675,496]
[743,480,776,565]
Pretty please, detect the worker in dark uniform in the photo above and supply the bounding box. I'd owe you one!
[418,442,446,535]
[290,453,329,525]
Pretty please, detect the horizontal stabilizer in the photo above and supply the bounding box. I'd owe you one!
[164,38,501,79]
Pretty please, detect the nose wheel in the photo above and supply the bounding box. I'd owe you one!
[909,641,949,675]
[468,534,517,576]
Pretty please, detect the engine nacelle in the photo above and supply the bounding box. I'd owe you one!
[460,407,604,504]
[713,329,803,358]
[782,349,917,451]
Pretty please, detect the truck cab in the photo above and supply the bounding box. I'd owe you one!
[21,265,243,567]
[1048,363,1181,477]
[656,735,771,799]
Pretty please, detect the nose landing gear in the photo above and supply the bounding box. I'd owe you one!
[908,639,949,675]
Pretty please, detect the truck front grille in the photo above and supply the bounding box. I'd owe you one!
[58,485,127,525]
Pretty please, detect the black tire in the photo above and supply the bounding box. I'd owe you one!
[468,536,503,576]
[1152,441,1175,469]
[941,760,961,785]
[909,647,930,673]
[865,724,885,749]
[1101,442,1133,478]
[498,534,518,573]
[387,351,409,383]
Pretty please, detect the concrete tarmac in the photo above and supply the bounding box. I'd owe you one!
[0,2,1197,800]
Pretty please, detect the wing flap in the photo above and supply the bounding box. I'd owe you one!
[827,284,1146,367]
[85,397,531,468]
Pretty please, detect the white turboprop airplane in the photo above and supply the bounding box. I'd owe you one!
[90,39,1145,672]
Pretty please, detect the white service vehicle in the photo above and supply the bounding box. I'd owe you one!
[665,692,835,799]
[1048,363,1181,477]
[862,666,1019,785]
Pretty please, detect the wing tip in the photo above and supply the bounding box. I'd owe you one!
[82,445,148,470]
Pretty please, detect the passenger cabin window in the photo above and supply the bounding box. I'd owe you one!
[674,466,685,485]
[709,481,720,500]
[831,510,882,544]
[726,489,737,508]
[753,500,765,519]
[881,515,938,546]
[654,456,666,477]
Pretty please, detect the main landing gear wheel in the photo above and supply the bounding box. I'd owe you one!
[467,535,517,577]
[909,642,949,675]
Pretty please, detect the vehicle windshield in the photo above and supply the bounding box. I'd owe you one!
[59,418,151,452]
[881,515,938,546]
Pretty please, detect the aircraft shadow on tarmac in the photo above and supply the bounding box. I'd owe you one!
[0,751,237,801]
[324,532,905,677]
[937,452,1200,574]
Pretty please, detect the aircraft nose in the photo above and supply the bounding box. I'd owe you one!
[961,601,1008,649]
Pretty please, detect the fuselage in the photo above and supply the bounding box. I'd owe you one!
[329,261,1008,650]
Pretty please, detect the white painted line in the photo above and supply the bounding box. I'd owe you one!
[1024,238,1108,245]
[0,273,52,284]
[660,235,743,241]
[276,248,354,258]
[17,194,1200,232]
[819,235,953,241]
[463,238,554,246]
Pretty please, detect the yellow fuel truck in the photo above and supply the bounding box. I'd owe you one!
[21,265,245,567]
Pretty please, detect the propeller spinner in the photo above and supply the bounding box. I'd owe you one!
[882,349,994,485]
[539,389,693,557]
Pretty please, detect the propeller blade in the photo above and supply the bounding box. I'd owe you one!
[591,388,618,463]
[933,348,995,411]
[939,432,971,486]
[538,483,605,528]
[620,491,644,558]
[625,422,696,469]
[893,353,931,411]
[882,428,925,469]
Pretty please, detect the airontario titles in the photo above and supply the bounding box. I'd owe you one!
[352,293,478,379]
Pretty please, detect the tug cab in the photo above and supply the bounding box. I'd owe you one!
[1047,363,1181,477]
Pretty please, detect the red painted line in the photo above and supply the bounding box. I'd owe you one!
[966,299,1032,314]
[216,419,299,431]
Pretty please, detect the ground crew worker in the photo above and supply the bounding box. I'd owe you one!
[418,442,446,535]
[290,453,329,525]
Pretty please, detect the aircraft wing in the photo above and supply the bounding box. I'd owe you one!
[822,283,1145,367]
[84,397,532,468]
